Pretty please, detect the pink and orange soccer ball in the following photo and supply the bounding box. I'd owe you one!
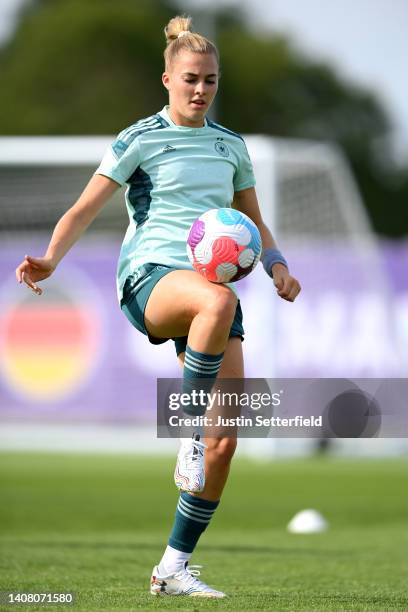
[187,208,262,283]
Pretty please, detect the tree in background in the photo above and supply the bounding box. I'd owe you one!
[0,0,406,237]
[0,0,174,133]
[216,17,407,238]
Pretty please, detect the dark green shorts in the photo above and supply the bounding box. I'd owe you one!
[120,263,244,356]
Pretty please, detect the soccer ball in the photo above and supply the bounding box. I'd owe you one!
[187,208,262,283]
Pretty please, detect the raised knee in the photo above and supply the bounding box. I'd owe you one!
[205,288,237,322]
[207,437,237,464]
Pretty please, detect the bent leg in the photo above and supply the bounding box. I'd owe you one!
[178,337,243,500]
[146,271,238,417]
[156,338,243,578]
[144,270,237,354]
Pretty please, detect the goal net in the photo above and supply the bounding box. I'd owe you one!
[0,135,377,242]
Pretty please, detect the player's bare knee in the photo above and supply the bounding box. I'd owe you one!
[204,288,237,324]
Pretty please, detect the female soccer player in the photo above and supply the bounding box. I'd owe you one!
[16,15,300,598]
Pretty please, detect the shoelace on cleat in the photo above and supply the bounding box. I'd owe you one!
[184,439,206,468]
[176,565,214,594]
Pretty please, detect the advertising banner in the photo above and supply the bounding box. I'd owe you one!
[1,240,407,424]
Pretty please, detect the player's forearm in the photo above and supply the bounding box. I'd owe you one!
[44,207,94,266]
[257,221,278,252]
[44,174,119,267]
[256,220,289,276]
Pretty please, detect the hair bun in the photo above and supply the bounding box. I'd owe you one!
[164,15,193,44]
[163,14,219,70]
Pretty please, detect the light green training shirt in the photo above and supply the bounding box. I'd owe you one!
[95,106,256,302]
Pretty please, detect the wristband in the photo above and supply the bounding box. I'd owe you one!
[261,248,288,278]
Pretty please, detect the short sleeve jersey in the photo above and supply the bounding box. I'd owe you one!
[95,106,256,302]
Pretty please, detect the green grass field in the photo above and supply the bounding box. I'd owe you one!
[1,452,408,611]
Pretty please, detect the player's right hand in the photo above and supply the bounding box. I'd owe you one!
[15,255,56,296]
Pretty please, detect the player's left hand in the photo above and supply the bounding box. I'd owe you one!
[272,263,301,302]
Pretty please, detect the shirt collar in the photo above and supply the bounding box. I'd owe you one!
[159,105,208,129]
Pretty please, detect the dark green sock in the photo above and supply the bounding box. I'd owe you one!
[168,492,219,553]
[182,345,224,416]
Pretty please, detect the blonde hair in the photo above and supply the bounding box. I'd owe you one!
[163,15,219,71]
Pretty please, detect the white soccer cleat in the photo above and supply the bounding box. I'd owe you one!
[150,562,226,598]
[174,434,206,493]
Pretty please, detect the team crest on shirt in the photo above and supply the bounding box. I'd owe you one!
[214,138,230,158]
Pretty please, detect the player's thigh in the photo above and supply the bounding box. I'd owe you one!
[144,269,237,339]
